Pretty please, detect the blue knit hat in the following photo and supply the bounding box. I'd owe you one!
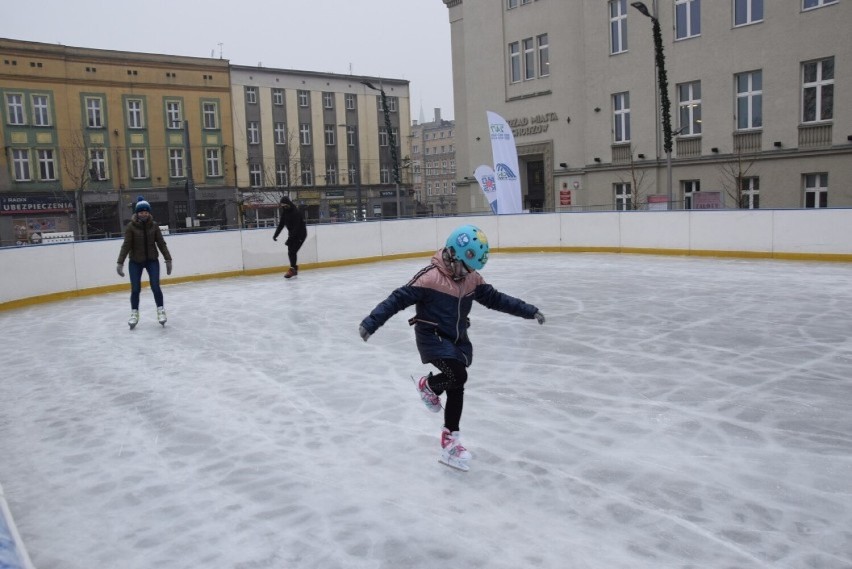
[135,196,151,213]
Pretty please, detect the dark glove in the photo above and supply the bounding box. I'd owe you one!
[534,311,545,325]
[285,239,291,246]
[273,235,278,241]
[359,324,371,342]
[166,260,173,275]
[116,263,124,277]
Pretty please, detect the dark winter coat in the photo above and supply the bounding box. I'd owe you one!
[273,197,307,241]
[360,250,539,366]
[117,214,172,264]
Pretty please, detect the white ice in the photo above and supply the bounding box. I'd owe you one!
[1,253,852,569]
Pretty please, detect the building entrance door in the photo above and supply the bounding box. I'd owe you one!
[526,159,545,211]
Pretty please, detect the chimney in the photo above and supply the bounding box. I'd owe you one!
[434,108,441,122]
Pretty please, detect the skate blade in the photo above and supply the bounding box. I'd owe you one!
[438,456,470,472]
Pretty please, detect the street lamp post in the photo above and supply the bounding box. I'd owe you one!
[339,124,363,220]
[631,1,674,210]
[361,80,402,218]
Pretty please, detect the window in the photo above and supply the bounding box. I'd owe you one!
[348,163,357,185]
[734,0,763,26]
[206,148,221,177]
[323,92,333,109]
[614,182,632,210]
[803,0,837,9]
[346,126,356,146]
[32,95,51,126]
[276,163,288,187]
[274,122,287,145]
[166,100,182,129]
[523,38,535,80]
[740,176,759,209]
[326,164,337,185]
[126,99,144,129]
[298,90,309,107]
[249,163,262,187]
[245,87,257,104]
[610,0,628,54]
[12,149,30,181]
[301,162,313,186]
[6,93,25,125]
[675,0,701,40]
[202,102,218,129]
[678,81,702,135]
[86,97,103,128]
[802,57,834,123]
[345,93,356,110]
[169,148,185,178]
[509,42,521,83]
[736,70,762,130]
[536,34,550,77]
[272,88,284,106]
[247,122,259,144]
[804,173,828,208]
[130,149,148,179]
[613,92,631,143]
[35,149,56,180]
[90,148,107,180]
[683,180,700,209]
[299,123,311,145]
[380,166,390,184]
[387,97,397,112]
[507,0,518,7]
[325,124,336,146]
[379,127,389,147]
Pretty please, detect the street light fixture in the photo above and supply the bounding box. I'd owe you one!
[631,1,675,210]
[361,80,402,218]
[338,123,363,221]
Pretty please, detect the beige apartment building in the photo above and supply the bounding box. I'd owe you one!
[229,66,411,224]
[443,0,852,213]
[410,108,457,215]
[0,38,236,246]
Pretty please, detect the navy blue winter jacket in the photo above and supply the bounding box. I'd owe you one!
[360,250,540,366]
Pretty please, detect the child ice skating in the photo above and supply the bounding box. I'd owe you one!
[116,196,173,328]
[358,224,545,471]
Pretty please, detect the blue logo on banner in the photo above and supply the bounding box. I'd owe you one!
[495,163,517,181]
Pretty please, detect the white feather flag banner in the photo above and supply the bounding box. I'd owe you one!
[474,165,498,214]
[486,111,523,214]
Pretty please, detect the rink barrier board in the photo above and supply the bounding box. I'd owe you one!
[2,245,851,314]
[3,209,852,312]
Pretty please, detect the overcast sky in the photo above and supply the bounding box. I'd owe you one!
[2,0,454,121]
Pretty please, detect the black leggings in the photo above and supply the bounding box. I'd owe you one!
[427,358,468,432]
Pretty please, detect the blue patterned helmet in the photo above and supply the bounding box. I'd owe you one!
[446,224,489,270]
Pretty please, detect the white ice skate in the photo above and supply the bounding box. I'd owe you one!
[157,306,167,326]
[413,373,442,413]
[439,428,471,472]
[128,309,139,329]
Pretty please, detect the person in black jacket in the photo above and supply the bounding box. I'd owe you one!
[272,196,307,279]
[358,224,545,471]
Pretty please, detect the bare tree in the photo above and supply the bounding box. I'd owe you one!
[617,146,650,210]
[717,145,758,209]
[61,130,95,238]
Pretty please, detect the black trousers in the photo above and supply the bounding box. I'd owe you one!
[427,358,468,432]
[287,235,306,269]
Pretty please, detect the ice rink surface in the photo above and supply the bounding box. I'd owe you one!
[1,252,851,569]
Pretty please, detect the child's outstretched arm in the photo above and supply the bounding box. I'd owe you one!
[358,285,421,342]
[474,283,544,324]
